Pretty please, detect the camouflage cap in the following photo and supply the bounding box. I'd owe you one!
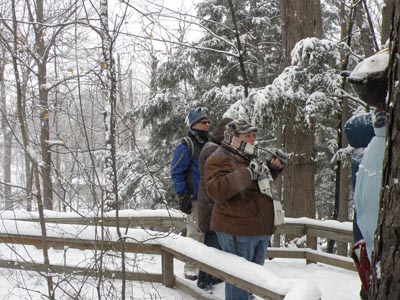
[226,119,258,136]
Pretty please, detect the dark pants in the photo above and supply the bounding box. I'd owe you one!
[353,210,364,242]
[197,231,222,288]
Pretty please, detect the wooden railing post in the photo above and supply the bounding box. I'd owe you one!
[306,224,317,265]
[161,249,174,288]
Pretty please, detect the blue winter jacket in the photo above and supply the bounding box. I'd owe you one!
[354,125,386,259]
[344,113,375,243]
[170,136,203,200]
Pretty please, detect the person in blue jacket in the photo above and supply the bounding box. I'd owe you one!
[347,48,389,300]
[344,113,375,243]
[348,48,389,260]
[171,107,210,280]
[344,112,375,300]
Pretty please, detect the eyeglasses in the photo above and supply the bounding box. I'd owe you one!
[199,120,210,125]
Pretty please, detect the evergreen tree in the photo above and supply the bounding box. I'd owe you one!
[194,0,282,89]
[227,38,350,218]
[140,0,283,147]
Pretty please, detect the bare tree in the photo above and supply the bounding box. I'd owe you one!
[226,0,250,97]
[98,0,129,297]
[0,0,33,211]
[24,0,78,210]
[0,50,14,210]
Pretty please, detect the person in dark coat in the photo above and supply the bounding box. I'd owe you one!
[196,117,232,289]
[170,107,210,280]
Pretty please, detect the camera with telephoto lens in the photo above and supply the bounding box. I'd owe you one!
[273,149,287,166]
[257,147,287,169]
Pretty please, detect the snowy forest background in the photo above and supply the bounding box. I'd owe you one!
[2,0,400,299]
[0,0,390,251]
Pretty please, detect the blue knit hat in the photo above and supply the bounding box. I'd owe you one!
[185,107,208,128]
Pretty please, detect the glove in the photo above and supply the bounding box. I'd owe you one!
[267,149,287,171]
[178,194,193,214]
[273,149,287,166]
[247,158,264,180]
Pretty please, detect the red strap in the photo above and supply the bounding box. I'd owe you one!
[352,240,371,296]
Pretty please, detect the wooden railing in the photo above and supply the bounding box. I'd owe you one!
[271,218,355,271]
[0,212,355,299]
[9,212,354,270]
[7,209,187,232]
[0,218,324,300]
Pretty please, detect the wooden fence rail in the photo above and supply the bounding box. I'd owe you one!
[0,213,355,299]
[10,212,187,232]
[272,218,355,270]
[10,213,353,244]
[0,221,310,300]
[10,213,354,270]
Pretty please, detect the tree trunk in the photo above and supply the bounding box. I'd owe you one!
[281,0,322,66]
[274,125,284,247]
[0,53,13,210]
[381,0,394,47]
[227,0,249,97]
[355,2,376,56]
[280,0,322,249]
[369,3,400,298]
[11,0,32,211]
[100,0,126,298]
[34,0,53,210]
[117,54,126,151]
[128,69,137,151]
[336,94,350,256]
[33,162,54,300]
[249,0,259,87]
[283,105,316,220]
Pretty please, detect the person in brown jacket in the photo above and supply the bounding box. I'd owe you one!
[204,119,285,300]
[196,117,233,289]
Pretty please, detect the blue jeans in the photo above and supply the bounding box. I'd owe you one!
[216,232,271,300]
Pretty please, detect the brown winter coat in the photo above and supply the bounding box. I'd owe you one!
[197,141,219,233]
[205,144,278,236]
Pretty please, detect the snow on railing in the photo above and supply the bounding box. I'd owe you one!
[0,219,321,300]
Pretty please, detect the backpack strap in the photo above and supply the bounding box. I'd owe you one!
[180,137,194,195]
[181,137,194,159]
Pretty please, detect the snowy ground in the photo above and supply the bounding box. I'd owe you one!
[0,243,360,300]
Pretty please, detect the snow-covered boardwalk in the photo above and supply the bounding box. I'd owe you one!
[0,210,359,300]
[0,244,360,300]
